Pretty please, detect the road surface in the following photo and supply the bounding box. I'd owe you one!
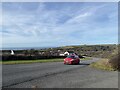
[2,58,118,88]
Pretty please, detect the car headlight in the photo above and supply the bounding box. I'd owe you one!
[70,59,74,61]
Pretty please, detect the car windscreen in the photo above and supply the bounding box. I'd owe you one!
[67,55,76,59]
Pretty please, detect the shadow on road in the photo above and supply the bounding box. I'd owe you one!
[68,63,90,65]
[79,63,90,65]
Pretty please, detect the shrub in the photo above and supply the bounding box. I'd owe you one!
[108,54,118,70]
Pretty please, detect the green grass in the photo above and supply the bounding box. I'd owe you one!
[0,57,92,65]
[80,57,92,61]
[90,59,115,71]
[0,58,63,65]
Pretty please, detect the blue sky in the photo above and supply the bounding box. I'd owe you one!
[1,2,118,48]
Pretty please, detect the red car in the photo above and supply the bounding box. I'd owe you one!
[64,55,80,65]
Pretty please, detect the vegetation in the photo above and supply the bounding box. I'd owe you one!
[1,57,91,65]
[90,46,119,71]
[1,59,64,64]
[108,49,119,70]
[90,59,115,71]
[80,57,92,60]
[2,44,117,60]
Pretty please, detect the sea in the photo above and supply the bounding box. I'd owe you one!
[1,47,56,50]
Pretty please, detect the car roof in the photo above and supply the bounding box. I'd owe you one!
[67,55,78,58]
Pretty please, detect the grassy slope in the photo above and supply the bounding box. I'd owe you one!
[90,48,118,71]
[90,59,115,71]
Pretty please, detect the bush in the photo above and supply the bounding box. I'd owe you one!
[108,54,119,70]
[2,55,66,61]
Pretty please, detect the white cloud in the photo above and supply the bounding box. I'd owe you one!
[2,2,118,47]
[66,12,92,24]
[0,3,2,26]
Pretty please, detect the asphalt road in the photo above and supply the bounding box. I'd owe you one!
[2,58,118,88]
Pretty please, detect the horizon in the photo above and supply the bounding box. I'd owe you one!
[1,43,117,50]
[1,2,118,48]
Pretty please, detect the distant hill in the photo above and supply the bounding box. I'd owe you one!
[55,44,117,58]
[2,44,118,59]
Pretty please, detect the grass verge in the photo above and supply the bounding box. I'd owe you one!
[0,57,91,65]
[90,59,115,71]
[0,59,63,65]
[80,57,92,61]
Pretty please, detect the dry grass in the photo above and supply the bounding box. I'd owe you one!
[90,59,115,71]
[90,47,119,71]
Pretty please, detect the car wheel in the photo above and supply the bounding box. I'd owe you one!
[78,62,80,65]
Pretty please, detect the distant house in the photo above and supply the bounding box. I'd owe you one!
[59,53,65,56]
[64,51,75,55]
[59,51,75,56]
[11,50,15,55]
